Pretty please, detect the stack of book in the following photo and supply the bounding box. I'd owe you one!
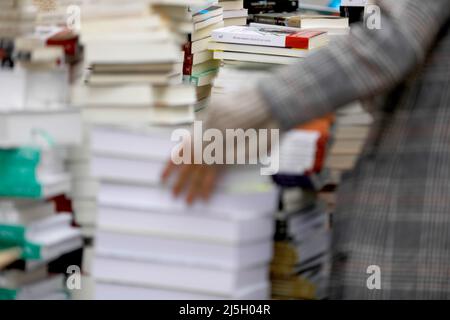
[0,3,83,299]
[69,0,278,300]
[208,23,334,299]
[271,193,331,300]
[182,3,224,102]
[68,0,187,295]
[90,126,277,299]
[326,102,372,185]
[209,24,327,65]
[219,0,248,27]
[271,119,333,300]
[274,117,333,189]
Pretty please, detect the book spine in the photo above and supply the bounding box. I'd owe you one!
[253,16,288,26]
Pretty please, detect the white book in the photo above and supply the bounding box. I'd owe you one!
[213,50,301,65]
[90,125,178,161]
[85,42,179,65]
[0,109,81,148]
[92,255,269,296]
[71,85,154,108]
[72,199,97,226]
[154,85,197,107]
[96,229,273,270]
[212,25,328,49]
[189,50,214,65]
[0,201,55,225]
[218,0,244,11]
[25,214,73,239]
[84,73,171,86]
[91,155,167,185]
[223,17,247,27]
[96,206,273,244]
[194,14,223,31]
[223,9,247,19]
[94,281,269,300]
[191,36,213,53]
[36,172,72,199]
[80,16,163,35]
[208,41,311,58]
[191,20,224,42]
[97,181,277,221]
[192,5,223,23]
[81,105,195,126]
[29,227,83,262]
[70,178,99,199]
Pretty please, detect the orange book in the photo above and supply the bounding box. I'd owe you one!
[295,115,334,173]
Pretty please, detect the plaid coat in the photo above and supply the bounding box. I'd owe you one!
[258,0,450,299]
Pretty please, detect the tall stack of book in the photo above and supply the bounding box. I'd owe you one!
[209,23,334,299]
[183,3,223,103]
[0,2,83,299]
[325,102,372,185]
[271,118,333,300]
[70,0,278,300]
[219,0,248,27]
[69,0,182,295]
[147,1,223,104]
[90,127,277,299]
[271,192,331,300]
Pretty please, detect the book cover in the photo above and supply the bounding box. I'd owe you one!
[212,25,327,49]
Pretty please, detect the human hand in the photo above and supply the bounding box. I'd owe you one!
[161,160,219,205]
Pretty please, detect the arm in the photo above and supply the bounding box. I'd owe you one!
[207,0,450,131]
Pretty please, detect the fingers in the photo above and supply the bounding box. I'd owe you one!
[186,166,205,204]
[163,159,218,204]
[201,166,218,201]
[173,164,196,197]
[161,160,176,182]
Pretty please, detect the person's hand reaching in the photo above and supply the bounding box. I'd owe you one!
[161,160,219,205]
[161,86,276,204]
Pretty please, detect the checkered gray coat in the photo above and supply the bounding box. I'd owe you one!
[258,1,450,299]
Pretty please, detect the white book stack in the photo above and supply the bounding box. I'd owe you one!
[152,1,224,105]
[218,0,248,27]
[208,23,335,299]
[0,2,83,301]
[68,0,278,299]
[89,126,277,300]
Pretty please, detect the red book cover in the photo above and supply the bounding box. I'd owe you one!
[285,30,326,49]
